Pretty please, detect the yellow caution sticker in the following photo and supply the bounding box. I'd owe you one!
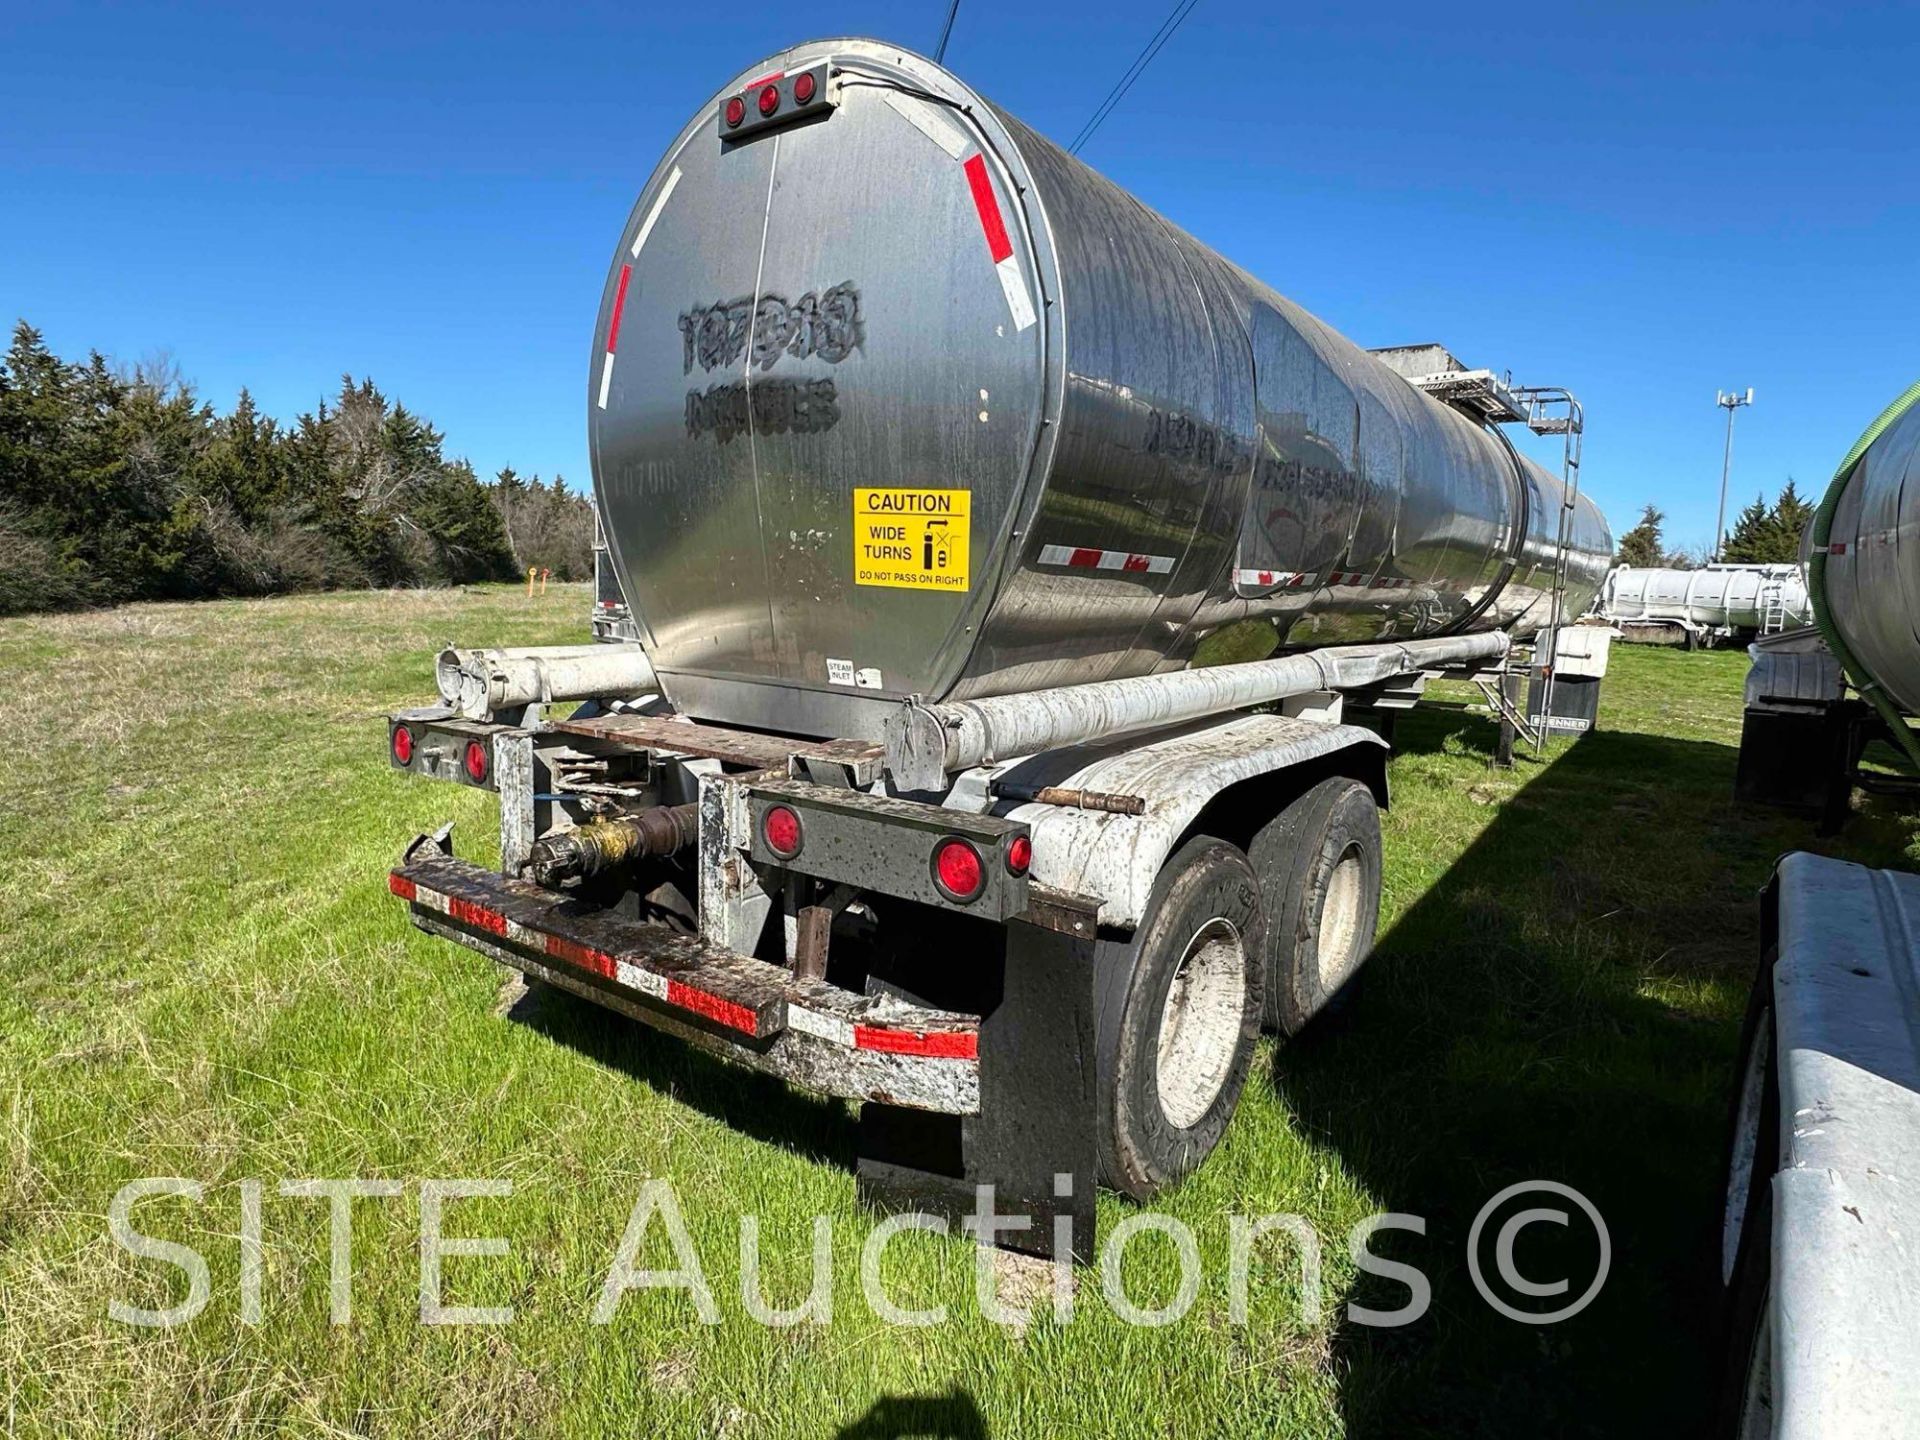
[853,488,970,591]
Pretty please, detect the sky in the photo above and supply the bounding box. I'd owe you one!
[2,0,1914,553]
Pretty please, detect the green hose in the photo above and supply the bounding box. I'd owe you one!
[1806,379,1920,772]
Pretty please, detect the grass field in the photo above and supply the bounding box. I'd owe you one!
[4,585,1916,1438]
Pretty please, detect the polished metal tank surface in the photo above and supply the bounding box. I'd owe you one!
[1823,398,1920,714]
[589,38,1611,738]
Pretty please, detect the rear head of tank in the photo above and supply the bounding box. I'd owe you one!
[586,41,1060,735]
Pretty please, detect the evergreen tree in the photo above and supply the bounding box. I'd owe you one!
[1719,494,1772,563]
[1616,504,1665,567]
[1721,480,1812,564]
[1,320,530,610]
[1772,478,1814,556]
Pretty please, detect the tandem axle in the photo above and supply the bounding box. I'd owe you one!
[384,627,1571,1261]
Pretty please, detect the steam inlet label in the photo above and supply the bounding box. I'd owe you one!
[853,489,970,592]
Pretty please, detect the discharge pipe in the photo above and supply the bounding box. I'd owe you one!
[525,805,700,887]
[436,643,657,721]
[885,631,1510,791]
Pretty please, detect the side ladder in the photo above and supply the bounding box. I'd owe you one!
[1510,386,1586,755]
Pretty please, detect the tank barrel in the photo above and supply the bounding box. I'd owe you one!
[590,40,1610,740]
[886,631,1509,791]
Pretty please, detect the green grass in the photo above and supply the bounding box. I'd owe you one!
[3,589,1915,1438]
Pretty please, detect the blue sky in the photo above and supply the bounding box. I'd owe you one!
[3,1,1913,552]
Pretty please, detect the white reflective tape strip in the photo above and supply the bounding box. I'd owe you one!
[504,917,543,948]
[414,887,451,915]
[629,165,682,258]
[787,1006,856,1047]
[596,351,616,410]
[1039,544,1175,574]
[883,91,969,160]
[1234,569,1316,589]
[994,254,1037,332]
[619,961,667,1001]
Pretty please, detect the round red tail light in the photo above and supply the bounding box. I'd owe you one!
[932,838,985,903]
[463,738,490,783]
[391,725,414,765]
[763,804,803,858]
[757,83,780,117]
[724,95,746,128]
[793,72,816,104]
[1006,834,1032,876]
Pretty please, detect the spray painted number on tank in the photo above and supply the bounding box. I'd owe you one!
[854,489,970,592]
[678,284,864,374]
[684,378,839,445]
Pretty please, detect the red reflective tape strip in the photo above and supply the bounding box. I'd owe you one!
[963,154,1013,264]
[545,932,616,981]
[853,1026,979,1059]
[1068,546,1101,568]
[1122,553,1151,573]
[606,264,633,354]
[447,896,508,936]
[745,69,785,88]
[388,873,417,901]
[666,979,760,1035]
[1828,541,1848,555]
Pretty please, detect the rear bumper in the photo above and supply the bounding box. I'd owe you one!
[391,844,980,1115]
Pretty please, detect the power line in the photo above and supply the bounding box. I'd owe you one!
[1067,0,1201,156]
[934,0,961,63]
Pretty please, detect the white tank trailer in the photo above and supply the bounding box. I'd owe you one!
[1737,382,1920,820]
[389,39,1615,1261]
[1599,564,1810,647]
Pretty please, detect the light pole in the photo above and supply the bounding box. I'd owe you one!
[1714,388,1753,563]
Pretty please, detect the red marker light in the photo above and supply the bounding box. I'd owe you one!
[933,838,985,903]
[391,725,414,765]
[1006,834,1032,876]
[463,739,489,783]
[725,95,746,128]
[793,72,816,104]
[757,83,780,117]
[763,804,802,858]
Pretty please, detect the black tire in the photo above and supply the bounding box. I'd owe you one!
[1715,1155,1776,1437]
[1713,954,1779,1435]
[1248,777,1383,1036]
[1094,835,1264,1201]
[1719,957,1778,1292]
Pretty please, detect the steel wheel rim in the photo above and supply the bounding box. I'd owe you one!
[1155,918,1246,1131]
[1315,845,1366,995]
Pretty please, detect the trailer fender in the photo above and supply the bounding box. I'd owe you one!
[979,713,1388,930]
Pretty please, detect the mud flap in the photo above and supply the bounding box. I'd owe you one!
[855,898,1100,1263]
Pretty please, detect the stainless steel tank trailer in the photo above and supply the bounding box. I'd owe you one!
[383,39,1612,1260]
[1736,381,1920,827]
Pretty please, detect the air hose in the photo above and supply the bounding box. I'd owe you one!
[1806,379,1920,772]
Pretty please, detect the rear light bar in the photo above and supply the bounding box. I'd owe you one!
[386,713,504,790]
[719,62,834,142]
[746,783,1031,920]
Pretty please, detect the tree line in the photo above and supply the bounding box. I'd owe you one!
[1614,480,1815,569]
[0,321,594,617]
